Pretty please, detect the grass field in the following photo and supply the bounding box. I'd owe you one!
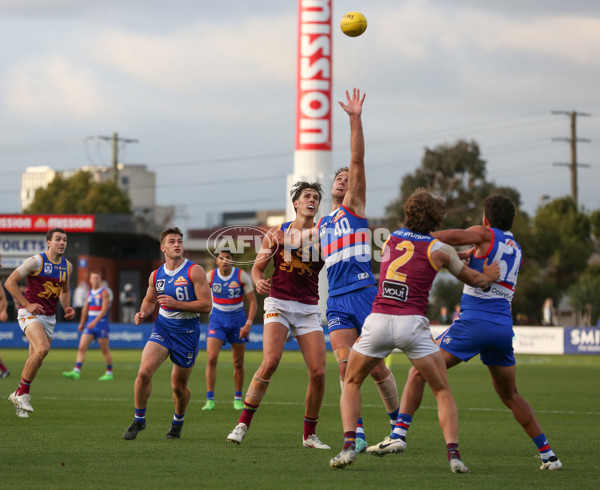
[0,348,598,489]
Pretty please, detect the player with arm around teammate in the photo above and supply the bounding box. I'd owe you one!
[5,228,75,418]
[63,270,114,381]
[227,181,330,449]
[319,88,399,452]
[123,227,212,440]
[390,195,562,471]
[330,189,500,472]
[202,249,257,411]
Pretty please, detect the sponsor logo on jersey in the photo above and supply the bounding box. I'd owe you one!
[44,262,53,275]
[212,284,222,293]
[357,272,369,280]
[155,279,165,293]
[332,209,346,223]
[381,280,409,302]
[174,276,189,286]
[229,280,240,289]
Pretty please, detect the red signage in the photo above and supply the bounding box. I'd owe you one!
[296,0,332,151]
[0,215,95,232]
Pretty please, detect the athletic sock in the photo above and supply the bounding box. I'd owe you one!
[304,415,319,438]
[206,390,214,401]
[134,407,146,423]
[0,362,7,372]
[533,433,556,462]
[391,413,412,440]
[239,401,258,428]
[234,391,242,401]
[447,443,461,461]
[105,364,112,374]
[16,378,31,396]
[388,407,400,431]
[172,411,184,426]
[344,431,357,450]
[356,417,366,441]
[74,362,82,373]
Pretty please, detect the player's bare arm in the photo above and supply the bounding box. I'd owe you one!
[340,88,367,217]
[59,261,75,320]
[134,273,159,324]
[157,264,212,313]
[251,229,278,295]
[434,244,499,287]
[5,256,44,315]
[433,226,492,254]
[0,283,7,322]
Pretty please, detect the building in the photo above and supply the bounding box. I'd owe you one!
[20,163,174,226]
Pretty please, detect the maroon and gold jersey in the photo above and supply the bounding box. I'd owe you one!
[23,253,70,316]
[371,228,440,317]
[270,221,324,305]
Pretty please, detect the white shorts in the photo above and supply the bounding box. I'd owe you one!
[263,297,323,337]
[353,313,439,360]
[17,309,56,339]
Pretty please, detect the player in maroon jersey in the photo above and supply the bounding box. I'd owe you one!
[330,189,500,472]
[227,181,331,449]
[5,228,75,418]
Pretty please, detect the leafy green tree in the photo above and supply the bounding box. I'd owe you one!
[385,139,523,230]
[25,170,131,214]
[567,266,600,326]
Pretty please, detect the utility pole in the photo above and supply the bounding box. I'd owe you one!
[551,110,591,207]
[97,133,139,182]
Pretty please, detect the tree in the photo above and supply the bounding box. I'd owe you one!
[568,266,600,326]
[25,170,132,214]
[385,139,523,229]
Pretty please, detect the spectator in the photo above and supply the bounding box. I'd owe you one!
[542,298,555,326]
[451,303,461,321]
[72,280,89,321]
[120,283,137,324]
[439,306,450,324]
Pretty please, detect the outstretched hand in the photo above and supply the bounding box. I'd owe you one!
[338,88,365,117]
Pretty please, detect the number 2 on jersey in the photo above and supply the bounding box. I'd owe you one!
[385,240,414,282]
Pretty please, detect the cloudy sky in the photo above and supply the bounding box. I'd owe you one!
[1,0,599,231]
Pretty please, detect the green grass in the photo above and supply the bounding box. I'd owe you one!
[0,349,598,489]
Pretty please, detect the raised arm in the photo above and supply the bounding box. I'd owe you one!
[340,88,366,217]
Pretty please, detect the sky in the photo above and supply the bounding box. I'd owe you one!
[1,0,599,231]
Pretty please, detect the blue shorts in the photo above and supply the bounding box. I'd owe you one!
[208,310,248,346]
[82,320,109,339]
[437,313,515,366]
[148,318,200,368]
[326,286,377,333]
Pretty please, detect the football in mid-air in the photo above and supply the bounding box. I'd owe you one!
[340,12,367,37]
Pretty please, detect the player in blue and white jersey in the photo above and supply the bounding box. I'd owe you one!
[123,227,212,441]
[318,89,399,452]
[384,195,562,471]
[63,270,113,381]
[202,249,257,411]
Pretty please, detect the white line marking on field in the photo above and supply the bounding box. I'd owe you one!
[35,396,600,416]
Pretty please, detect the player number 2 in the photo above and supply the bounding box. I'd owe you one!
[385,240,415,283]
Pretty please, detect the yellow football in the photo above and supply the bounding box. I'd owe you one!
[340,12,367,37]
